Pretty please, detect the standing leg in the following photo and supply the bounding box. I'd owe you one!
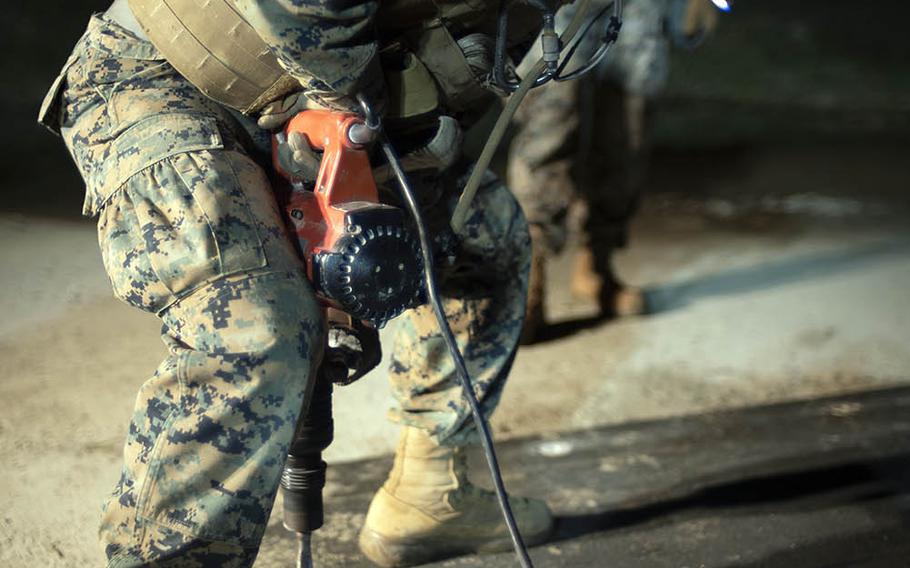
[52,15,327,567]
[96,149,324,567]
[571,0,671,317]
[573,82,648,317]
[358,171,553,567]
[387,170,531,445]
[507,79,582,342]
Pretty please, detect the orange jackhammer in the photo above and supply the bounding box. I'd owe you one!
[271,108,423,567]
[271,100,534,567]
[274,110,424,327]
[269,1,629,563]
[276,84,633,565]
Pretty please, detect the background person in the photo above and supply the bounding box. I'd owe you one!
[509,0,721,342]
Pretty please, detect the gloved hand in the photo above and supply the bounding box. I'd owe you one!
[258,90,370,130]
[258,92,316,130]
[683,0,720,40]
[275,130,321,183]
[324,317,382,385]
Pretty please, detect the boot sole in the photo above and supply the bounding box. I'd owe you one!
[358,524,554,567]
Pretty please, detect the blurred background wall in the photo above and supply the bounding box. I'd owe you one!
[4,0,910,218]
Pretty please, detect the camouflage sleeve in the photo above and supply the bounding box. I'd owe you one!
[233,0,383,109]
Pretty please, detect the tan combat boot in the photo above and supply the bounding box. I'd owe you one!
[358,427,554,567]
[520,225,548,345]
[571,245,646,318]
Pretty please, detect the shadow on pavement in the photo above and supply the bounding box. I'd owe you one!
[253,386,910,567]
[646,238,910,314]
[524,315,608,345]
[554,455,910,542]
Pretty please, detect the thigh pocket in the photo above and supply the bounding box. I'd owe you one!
[138,151,267,302]
[98,192,174,312]
[100,150,267,313]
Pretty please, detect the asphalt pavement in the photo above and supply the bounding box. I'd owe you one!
[255,387,910,567]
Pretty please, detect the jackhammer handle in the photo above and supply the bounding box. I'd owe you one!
[282,371,334,533]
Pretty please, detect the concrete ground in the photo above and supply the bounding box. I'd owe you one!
[254,387,910,568]
[1,141,909,566]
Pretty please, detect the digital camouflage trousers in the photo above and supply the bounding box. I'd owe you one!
[43,15,529,567]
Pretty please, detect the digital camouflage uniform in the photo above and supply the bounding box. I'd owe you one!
[509,0,672,257]
[40,8,528,567]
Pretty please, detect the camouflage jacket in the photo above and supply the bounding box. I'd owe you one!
[232,0,384,110]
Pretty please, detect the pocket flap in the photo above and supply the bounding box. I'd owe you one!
[84,113,224,215]
[38,52,79,135]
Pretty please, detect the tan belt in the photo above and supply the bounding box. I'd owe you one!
[113,0,496,120]
[124,0,300,114]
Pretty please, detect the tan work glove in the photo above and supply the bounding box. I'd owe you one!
[258,92,332,130]
[683,0,720,39]
[275,130,321,183]
[259,92,329,182]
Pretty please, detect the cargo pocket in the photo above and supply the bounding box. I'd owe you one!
[38,51,80,134]
[123,151,267,311]
[96,115,267,313]
[98,191,175,312]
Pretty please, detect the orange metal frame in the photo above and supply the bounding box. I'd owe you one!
[273,110,379,280]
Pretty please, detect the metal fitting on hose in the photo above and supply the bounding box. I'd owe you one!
[492,0,560,92]
[540,24,561,73]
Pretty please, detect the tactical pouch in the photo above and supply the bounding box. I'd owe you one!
[382,50,441,121]
[405,22,496,114]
